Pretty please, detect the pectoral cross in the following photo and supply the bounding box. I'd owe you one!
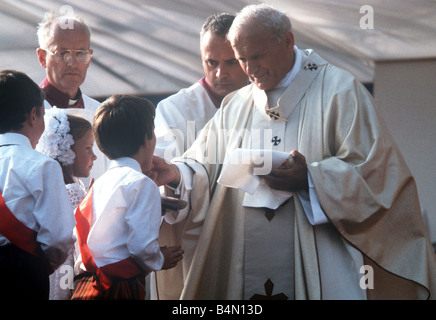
[268,111,281,120]
[250,279,288,300]
[304,63,318,71]
[266,110,289,122]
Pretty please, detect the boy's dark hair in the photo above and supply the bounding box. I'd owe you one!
[93,95,155,159]
[0,69,45,133]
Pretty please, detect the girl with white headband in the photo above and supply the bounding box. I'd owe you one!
[36,107,96,300]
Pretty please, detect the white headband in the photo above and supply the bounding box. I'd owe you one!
[36,107,76,166]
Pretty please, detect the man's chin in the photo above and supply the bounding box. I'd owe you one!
[213,86,236,98]
[254,82,271,91]
[61,78,84,90]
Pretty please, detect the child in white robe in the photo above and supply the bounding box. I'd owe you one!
[72,95,183,300]
[36,108,97,299]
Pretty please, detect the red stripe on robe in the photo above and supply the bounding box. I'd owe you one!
[75,188,145,290]
[198,76,224,109]
[0,190,52,274]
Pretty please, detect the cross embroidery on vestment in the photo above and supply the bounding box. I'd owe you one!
[250,279,288,300]
[272,136,281,146]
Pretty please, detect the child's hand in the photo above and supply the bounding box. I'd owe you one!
[161,245,184,270]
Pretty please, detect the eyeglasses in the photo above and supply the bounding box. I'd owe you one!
[44,49,92,64]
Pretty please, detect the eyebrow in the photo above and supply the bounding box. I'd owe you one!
[206,58,238,63]
[55,47,90,51]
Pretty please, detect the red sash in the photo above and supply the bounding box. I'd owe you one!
[0,190,51,273]
[75,188,144,290]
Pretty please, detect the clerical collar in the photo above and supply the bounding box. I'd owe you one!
[275,46,302,89]
[40,78,85,109]
[198,77,223,109]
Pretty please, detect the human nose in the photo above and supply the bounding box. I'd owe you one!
[245,60,258,76]
[216,64,228,79]
[65,52,79,65]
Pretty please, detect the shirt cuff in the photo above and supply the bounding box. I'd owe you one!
[167,163,193,194]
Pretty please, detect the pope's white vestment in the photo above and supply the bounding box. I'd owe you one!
[156,48,436,300]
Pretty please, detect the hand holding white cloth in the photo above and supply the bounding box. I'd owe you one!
[217,149,293,209]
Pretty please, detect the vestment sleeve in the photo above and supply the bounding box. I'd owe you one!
[303,74,436,297]
[154,99,185,161]
[162,163,193,224]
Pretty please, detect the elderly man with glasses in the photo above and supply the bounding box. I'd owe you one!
[36,11,96,111]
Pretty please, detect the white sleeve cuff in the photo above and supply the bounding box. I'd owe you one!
[169,162,193,194]
[163,163,193,224]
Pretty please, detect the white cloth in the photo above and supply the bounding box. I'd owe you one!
[218,149,290,194]
[217,148,329,223]
[154,82,218,161]
[218,149,292,209]
[44,95,109,185]
[74,157,164,275]
[0,133,75,270]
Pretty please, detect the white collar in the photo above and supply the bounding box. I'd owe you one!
[108,157,142,173]
[275,46,302,89]
[0,132,32,148]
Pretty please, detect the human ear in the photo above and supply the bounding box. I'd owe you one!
[36,48,47,68]
[28,107,39,126]
[284,31,295,50]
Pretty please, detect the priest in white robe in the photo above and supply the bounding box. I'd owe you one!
[150,4,436,300]
[154,13,249,162]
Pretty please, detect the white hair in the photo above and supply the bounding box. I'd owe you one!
[227,4,292,44]
[37,10,91,49]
